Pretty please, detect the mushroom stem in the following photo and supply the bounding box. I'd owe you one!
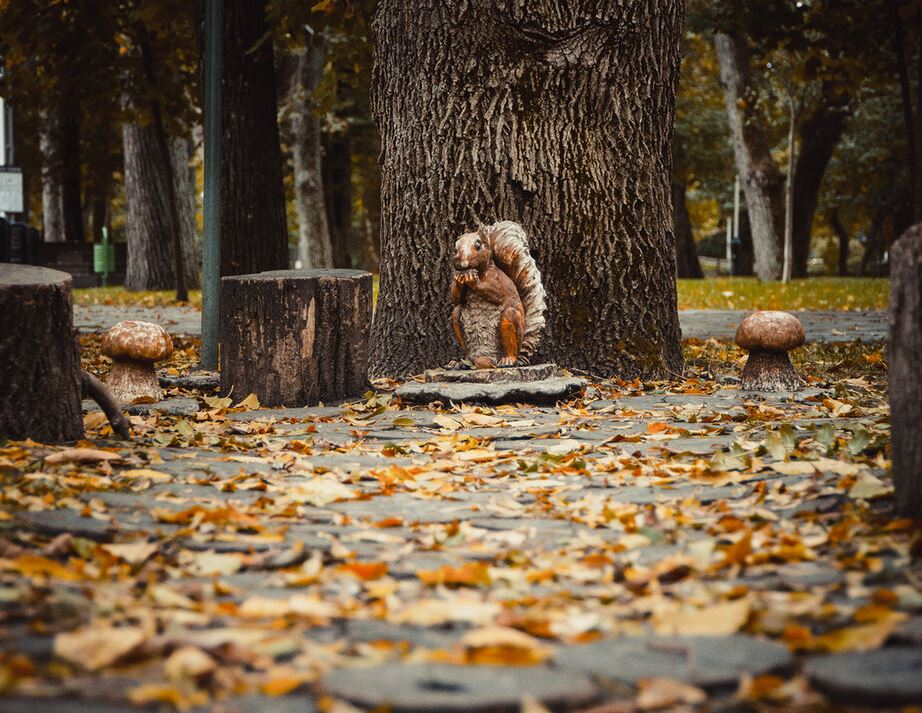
[740,349,803,391]
[106,359,163,405]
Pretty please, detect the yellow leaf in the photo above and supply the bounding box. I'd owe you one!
[204,395,233,409]
[165,646,216,683]
[54,625,145,671]
[434,414,463,431]
[7,554,80,581]
[45,447,121,464]
[118,468,172,482]
[418,562,492,587]
[653,597,751,636]
[101,541,158,565]
[236,393,261,410]
[129,684,208,712]
[636,677,706,710]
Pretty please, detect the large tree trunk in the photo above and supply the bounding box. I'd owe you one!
[791,102,849,277]
[289,37,334,269]
[370,0,685,378]
[714,32,784,281]
[859,208,886,276]
[889,224,922,518]
[220,0,289,276]
[123,119,199,293]
[672,182,703,279]
[0,265,83,442]
[322,132,354,269]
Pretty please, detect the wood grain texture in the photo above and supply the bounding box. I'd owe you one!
[370,0,685,378]
[0,265,83,442]
[220,270,373,406]
[889,225,922,518]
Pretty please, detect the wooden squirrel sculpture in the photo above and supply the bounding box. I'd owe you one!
[451,221,546,368]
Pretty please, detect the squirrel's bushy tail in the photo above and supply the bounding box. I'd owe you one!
[481,221,547,362]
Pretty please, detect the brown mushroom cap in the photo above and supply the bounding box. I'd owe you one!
[101,320,174,362]
[735,311,805,352]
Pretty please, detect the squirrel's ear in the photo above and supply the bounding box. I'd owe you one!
[476,223,490,240]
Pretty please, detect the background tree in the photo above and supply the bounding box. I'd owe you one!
[218,0,288,276]
[370,0,684,378]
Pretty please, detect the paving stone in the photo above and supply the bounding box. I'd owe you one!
[805,647,922,705]
[894,616,922,645]
[345,619,470,648]
[16,509,116,541]
[328,492,485,523]
[226,406,345,421]
[321,662,599,712]
[553,634,794,690]
[126,397,200,417]
[776,562,844,589]
[396,377,586,406]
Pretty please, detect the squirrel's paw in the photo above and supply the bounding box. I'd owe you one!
[497,356,516,367]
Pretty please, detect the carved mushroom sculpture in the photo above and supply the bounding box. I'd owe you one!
[735,311,805,391]
[101,320,174,404]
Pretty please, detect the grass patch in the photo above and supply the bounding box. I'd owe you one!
[677,277,888,311]
[75,276,886,312]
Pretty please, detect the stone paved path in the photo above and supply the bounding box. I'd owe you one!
[3,377,917,712]
[74,305,888,342]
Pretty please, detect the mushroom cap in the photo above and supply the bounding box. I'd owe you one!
[735,311,805,351]
[101,320,174,362]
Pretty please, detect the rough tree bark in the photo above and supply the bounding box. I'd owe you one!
[220,270,372,406]
[288,36,334,269]
[39,98,82,244]
[59,102,84,244]
[791,102,850,277]
[322,132,354,269]
[714,32,784,281]
[672,182,703,279]
[0,265,83,442]
[220,0,289,276]
[889,224,922,518]
[123,122,200,293]
[370,0,685,378]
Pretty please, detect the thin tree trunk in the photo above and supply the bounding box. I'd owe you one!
[356,151,381,273]
[714,32,784,281]
[782,93,796,284]
[289,36,333,269]
[672,182,703,278]
[322,131,353,269]
[60,102,84,244]
[828,207,849,276]
[915,12,922,221]
[370,0,685,378]
[893,0,915,202]
[40,107,65,243]
[220,0,289,276]
[791,101,849,277]
[859,208,886,276]
[123,119,199,293]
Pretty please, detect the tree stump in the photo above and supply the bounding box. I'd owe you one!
[889,225,922,518]
[0,265,84,442]
[220,269,373,406]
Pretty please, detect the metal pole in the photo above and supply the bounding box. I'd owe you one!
[201,0,222,370]
[732,174,740,239]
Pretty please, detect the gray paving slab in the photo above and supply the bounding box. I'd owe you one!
[806,647,922,705]
[553,634,794,690]
[321,663,599,712]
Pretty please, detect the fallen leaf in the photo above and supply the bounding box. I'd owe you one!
[45,447,121,464]
[653,597,751,636]
[101,541,158,565]
[54,625,145,671]
[636,677,706,710]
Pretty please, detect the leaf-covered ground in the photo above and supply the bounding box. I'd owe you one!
[73,276,889,312]
[2,336,920,713]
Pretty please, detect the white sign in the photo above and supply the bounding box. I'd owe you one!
[0,170,23,213]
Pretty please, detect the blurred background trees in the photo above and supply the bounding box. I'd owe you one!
[0,0,915,291]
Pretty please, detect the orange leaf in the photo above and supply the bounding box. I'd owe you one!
[339,562,388,580]
[417,562,491,587]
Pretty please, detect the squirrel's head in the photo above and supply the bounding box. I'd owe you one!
[453,230,492,275]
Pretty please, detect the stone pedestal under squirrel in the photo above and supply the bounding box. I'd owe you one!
[451,221,546,368]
